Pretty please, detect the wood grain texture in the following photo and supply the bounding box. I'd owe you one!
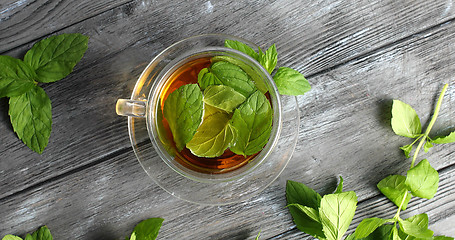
[0,0,133,53]
[1,0,455,200]
[0,145,454,239]
[1,0,455,239]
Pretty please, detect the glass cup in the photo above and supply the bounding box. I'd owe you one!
[116,34,299,205]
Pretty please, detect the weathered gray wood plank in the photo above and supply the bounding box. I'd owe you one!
[1,0,455,201]
[0,146,454,239]
[0,0,132,53]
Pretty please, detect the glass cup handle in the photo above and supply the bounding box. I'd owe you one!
[116,99,147,118]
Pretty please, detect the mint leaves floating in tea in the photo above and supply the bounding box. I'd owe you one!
[0,33,88,153]
[163,84,203,151]
[162,39,311,163]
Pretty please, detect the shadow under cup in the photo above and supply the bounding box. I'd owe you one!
[146,47,282,183]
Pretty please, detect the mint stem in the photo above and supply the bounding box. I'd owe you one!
[394,84,449,220]
[410,83,448,168]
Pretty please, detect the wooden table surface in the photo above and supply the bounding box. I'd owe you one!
[1,0,455,239]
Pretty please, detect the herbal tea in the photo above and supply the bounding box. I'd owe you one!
[157,55,273,174]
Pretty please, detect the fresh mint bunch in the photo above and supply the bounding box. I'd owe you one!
[353,84,454,240]
[286,176,358,240]
[2,226,52,240]
[0,33,88,154]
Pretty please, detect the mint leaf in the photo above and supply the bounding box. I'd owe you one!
[355,224,396,240]
[197,68,222,91]
[224,40,259,61]
[405,159,439,199]
[203,85,246,112]
[0,55,37,98]
[424,140,433,153]
[400,144,413,158]
[24,33,88,83]
[335,176,344,194]
[391,100,422,138]
[287,203,320,223]
[286,180,324,239]
[186,111,234,157]
[355,218,388,239]
[398,214,433,239]
[273,67,311,96]
[377,175,411,210]
[9,86,52,154]
[209,61,256,97]
[433,236,455,240]
[431,131,455,144]
[319,191,357,240]
[129,218,163,240]
[24,235,33,240]
[211,56,268,94]
[258,44,277,74]
[229,90,272,156]
[31,226,52,240]
[286,180,322,209]
[163,84,203,151]
[2,236,23,240]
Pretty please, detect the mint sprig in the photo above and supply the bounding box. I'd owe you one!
[2,226,52,240]
[0,33,88,153]
[286,177,358,240]
[353,84,454,240]
[224,40,311,96]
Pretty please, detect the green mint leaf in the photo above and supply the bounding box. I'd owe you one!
[319,191,358,240]
[391,100,422,138]
[224,40,259,61]
[433,236,455,240]
[355,218,388,239]
[287,203,320,223]
[163,84,203,151]
[186,111,234,157]
[286,180,322,209]
[30,226,52,240]
[258,44,277,74]
[334,176,344,194]
[377,175,411,210]
[211,56,268,93]
[130,218,163,240]
[0,55,37,98]
[24,235,33,240]
[24,33,88,83]
[197,68,222,91]
[229,90,272,156]
[273,67,311,96]
[209,61,257,97]
[129,232,137,240]
[355,224,395,240]
[405,159,439,199]
[2,236,23,240]
[431,131,455,144]
[424,140,433,153]
[345,234,356,240]
[203,85,246,112]
[398,214,433,239]
[203,104,227,119]
[9,86,52,154]
[286,180,324,239]
[400,144,413,158]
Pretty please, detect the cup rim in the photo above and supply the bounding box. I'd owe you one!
[141,41,282,183]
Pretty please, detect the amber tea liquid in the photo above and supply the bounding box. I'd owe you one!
[158,57,258,174]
